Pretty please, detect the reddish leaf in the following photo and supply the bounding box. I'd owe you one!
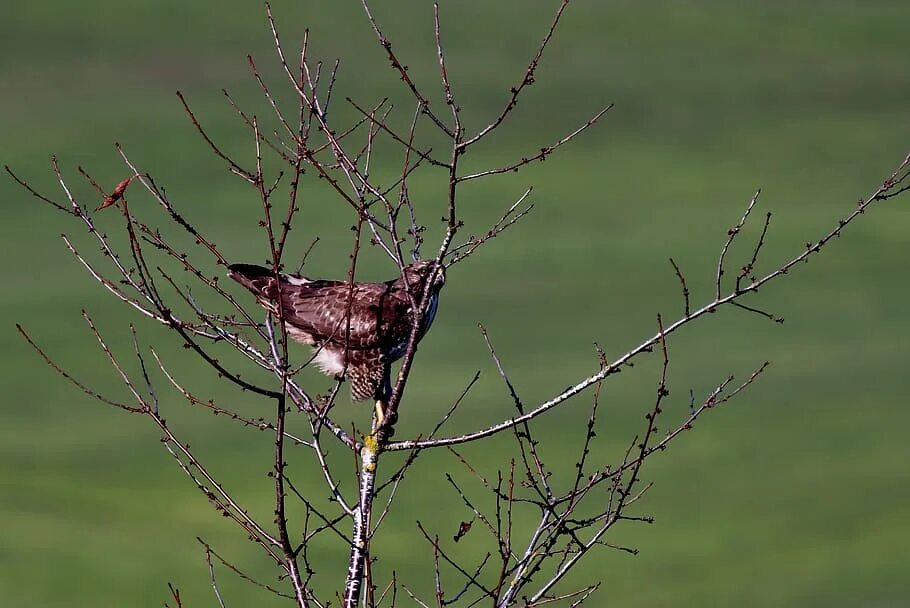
[453,519,473,542]
[95,176,133,211]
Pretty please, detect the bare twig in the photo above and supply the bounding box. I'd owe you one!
[458,105,612,181]
[461,0,571,149]
[668,257,690,318]
[716,189,760,299]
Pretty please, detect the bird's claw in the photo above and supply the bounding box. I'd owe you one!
[374,400,398,436]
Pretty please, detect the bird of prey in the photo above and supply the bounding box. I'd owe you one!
[228,259,445,422]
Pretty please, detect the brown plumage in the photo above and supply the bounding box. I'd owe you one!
[228,260,445,402]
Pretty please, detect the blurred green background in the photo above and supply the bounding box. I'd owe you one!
[2,1,908,606]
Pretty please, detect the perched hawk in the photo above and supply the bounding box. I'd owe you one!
[228,260,445,415]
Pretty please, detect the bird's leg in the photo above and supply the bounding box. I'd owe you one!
[373,364,394,432]
[374,399,386,427]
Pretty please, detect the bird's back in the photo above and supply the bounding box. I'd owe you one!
[228,264,413,351]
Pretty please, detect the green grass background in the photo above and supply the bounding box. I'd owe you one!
[2,1,908,606]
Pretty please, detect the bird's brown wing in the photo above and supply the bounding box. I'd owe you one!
[279,281,410,351]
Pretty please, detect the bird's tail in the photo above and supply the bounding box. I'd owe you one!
[228,263,278,301]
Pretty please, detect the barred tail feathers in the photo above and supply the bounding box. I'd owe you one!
[227,263,276,300]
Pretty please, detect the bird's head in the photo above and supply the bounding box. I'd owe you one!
[403,259,446,294]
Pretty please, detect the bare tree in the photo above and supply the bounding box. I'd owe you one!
[8,2,909,607]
